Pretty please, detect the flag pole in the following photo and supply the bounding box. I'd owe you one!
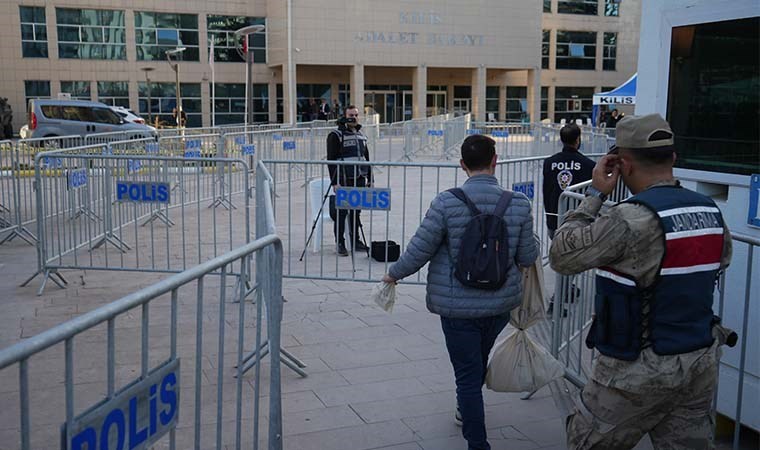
[210,40,215,127]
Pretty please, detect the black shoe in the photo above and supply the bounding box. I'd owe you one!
[336,243,348,256]
[353,240,369,252]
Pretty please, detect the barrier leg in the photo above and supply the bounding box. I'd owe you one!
[0,226,37,246]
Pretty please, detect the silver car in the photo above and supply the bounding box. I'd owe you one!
[27,99,155,139]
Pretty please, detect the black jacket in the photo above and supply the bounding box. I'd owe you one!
[326,124,372,185]
[542,145,595,231]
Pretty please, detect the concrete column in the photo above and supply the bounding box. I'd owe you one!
[446,85,454,113]
[548,85,556,122]
[268,79,277,123]
[412,65,427,118]
[596,31,604,72]
[350,63,364,116]
[498,85,507,122]
[471,65,486,122]
[283,63,297,124]
[527,68,541,123]
[201,79,211,127]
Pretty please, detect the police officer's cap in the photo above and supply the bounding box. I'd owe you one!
[608,113,674,155]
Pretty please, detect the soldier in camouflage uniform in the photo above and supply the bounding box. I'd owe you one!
[549,114,735,450]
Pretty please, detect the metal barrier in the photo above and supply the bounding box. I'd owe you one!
[263,156,569,284]
[0,175,285,449]
[83,130,155,145]
[551,182,759,449]
[22,146,251,295]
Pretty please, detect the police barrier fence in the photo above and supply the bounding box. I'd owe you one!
[469,122,612,159]
[260,156,593,284]
[22,145,251,295]
[551,182,759,449]
[0,176,285,449]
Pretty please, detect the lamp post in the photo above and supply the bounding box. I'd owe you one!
[165,47,187,127]
[140,67,155,124]
[235,25,265,126]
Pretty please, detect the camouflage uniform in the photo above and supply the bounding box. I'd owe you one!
[550,180,733,450]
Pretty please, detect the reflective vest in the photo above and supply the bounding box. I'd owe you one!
[331,128,369,181]
[587,185,724,361]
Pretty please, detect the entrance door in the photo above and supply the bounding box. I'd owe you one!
[453,99,471,114]
[427,92,447,116]
[364,91,398,123]
[402,91,413,121]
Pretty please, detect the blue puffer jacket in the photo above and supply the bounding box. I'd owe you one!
[388,174,539,318]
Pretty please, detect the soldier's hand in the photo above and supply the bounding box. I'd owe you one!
[592,155,620,195]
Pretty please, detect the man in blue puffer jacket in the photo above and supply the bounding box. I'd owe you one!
[382,134,539,450]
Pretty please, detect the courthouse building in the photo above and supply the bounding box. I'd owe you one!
[0,0,640,131]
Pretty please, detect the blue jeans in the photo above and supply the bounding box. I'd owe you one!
[441,314,510,450]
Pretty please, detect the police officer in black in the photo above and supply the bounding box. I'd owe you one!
[327,105,372,256]
[542,123,595,240]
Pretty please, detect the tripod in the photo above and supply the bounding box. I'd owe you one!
[300,180,333,261]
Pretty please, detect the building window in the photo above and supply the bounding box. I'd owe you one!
[541,87,549,121]
[211,83,269,124]
[24,80,50,111]
[542,30,551,69]
[485,86,499,122]
[603,32,617,71]
[453,86,471,114]
[296,84,331,121]
[97,82,129,108]
[556,31,596,70]
[56,8,126,60]
[60,81,91,100]
[554,87,594,123]
[543,0,552,13]
[557,0,598,15]
[667,17,759,176]
[604,0,620,17]
[505,87,528,122]
[138,82,201,127]
[338,84,350,113]
[207,16,266,64]
[276,84,284,123]
[135,12,199,61]
[20,6,48,58]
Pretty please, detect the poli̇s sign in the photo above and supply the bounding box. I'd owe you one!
[242,144,255,155]
[749,174,760,228]
[64,359,179,450]
[184,140,202,158]
[492,130,509,138]
[67,169,88,190]
[335,187,391,210]
[512,181,534,200]
[116,182,170,203]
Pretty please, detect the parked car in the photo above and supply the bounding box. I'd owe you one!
[27,99,156,139]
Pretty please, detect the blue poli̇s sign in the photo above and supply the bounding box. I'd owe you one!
[116,182,170,203]
[242,144,255,155]
[335,187,391,211]
[67,169,88,190]
[63,359,180,450]
[492,130,509,138]
[512,181,534,200]
[749,174,760,228]
[283,141,296,151]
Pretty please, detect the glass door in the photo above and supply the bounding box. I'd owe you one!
[427,92,447,116]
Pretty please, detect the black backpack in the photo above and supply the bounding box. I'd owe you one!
[448,188,513,290]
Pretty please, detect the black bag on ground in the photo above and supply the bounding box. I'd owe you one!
[371,241,400,262]
[448,188,513,290]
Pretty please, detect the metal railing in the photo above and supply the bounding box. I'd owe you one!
[551,181,759,449]
[0,170,284,449]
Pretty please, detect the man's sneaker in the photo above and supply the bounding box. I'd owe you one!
[454,406,463,427]
[336,243,348,256]
[353,240,369,252]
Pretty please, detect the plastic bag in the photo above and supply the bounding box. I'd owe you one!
[371,281,396,312]
[486,261,564,393]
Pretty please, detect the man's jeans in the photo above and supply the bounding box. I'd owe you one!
[441,314,510,450]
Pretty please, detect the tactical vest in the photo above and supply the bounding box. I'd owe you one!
[587,185,724,361]
[331,128,369,181]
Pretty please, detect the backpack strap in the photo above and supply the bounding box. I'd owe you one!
[492,191,514,218]
[448,188,481,216]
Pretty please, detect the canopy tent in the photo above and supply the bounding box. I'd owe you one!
[592,73,637,126]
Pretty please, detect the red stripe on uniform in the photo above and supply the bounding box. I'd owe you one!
[662,234,723,269]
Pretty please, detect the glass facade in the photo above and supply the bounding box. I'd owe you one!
[138,82,202,127]
[486,86,499,122]
[135,12,199,61]
[97,82,129,107]
[20,6,47,58]
[557,0,598,15]
[542,30,551,69]
[24,80,50,111]
[207,16,266,63]
[505,87,528,122]
[60,81,92,100]
[543,0,552,13]
[556,31,596,70]
[667,17,759,175]
[554,87,594,123]
[604,0,620,17]
[296,84,331,121]
[603,32,617,71]
[211,83,269,124]
[56,8,126,60]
